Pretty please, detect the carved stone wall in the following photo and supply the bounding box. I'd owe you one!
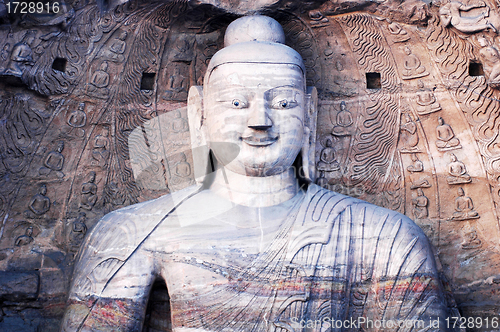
[2,0,500,330]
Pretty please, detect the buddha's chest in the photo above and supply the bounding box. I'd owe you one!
[147,223,356,331]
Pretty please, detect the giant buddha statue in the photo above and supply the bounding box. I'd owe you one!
[61,15,454,332]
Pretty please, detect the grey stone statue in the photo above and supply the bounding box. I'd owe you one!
[61,15,454,332]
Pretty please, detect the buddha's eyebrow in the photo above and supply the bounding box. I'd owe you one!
[213,85,302,100]
[265,85,303,100]
[265,85,303,94]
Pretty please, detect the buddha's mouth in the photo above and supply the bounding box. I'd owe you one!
[241,133,279,146]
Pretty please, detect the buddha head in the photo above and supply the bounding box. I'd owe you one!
[88,171,96,183]
[57,141,64,153]
[188,15,317,181]
[39,184,47,196]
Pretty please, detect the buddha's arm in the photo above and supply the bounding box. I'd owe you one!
[60,211,157,332]
[377,214,454,331]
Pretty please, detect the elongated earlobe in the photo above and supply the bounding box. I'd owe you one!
[302,86,318,182]
[187,86,210,184]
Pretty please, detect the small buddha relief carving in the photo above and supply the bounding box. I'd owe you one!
[91,126,110,168]
[386,18,410,43]
[436,117,461,151]
[412,188,429,219]
[2,32,35,78]
[414,80,442,115]
[171,109,189,133]
[25,184,50,218]
[86,61,111,99]
[170,153,194,187]
[164,64,189,101]
[331,101,354,136]
[67,102,87,137]
[407,153,424,173]
[449,187,480,221]
[461,222,482,250]
[399,113,420,153]
[70,212,88,253]
[101,30,128,63]
[39,141,65,178]
[80,171,98,211]
[447,153,472,185]
[316,137,340,178]
[15,226,34,246]
[401,46,429,80]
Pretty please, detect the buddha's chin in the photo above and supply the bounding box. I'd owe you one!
[223,159,297,177]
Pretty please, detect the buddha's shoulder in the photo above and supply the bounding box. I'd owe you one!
[305,184,425,235]
[82,185,201,252]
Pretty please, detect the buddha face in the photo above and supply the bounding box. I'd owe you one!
[204,63,305,177]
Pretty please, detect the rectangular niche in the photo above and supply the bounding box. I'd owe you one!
[469,61,484,76]
[366,72,381,89]
[52,57,67,72]
[141,72,156,91]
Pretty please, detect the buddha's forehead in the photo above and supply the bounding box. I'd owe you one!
[206,63,304,92]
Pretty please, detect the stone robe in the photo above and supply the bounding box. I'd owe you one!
[61,184,452,332]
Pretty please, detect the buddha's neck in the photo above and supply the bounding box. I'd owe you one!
[209,167,299,207]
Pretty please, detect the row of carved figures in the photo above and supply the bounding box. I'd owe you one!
[408,152,471,185]
[24,172,98,220]
[401,115,462,153]
[412,186,479,221]
[15,211,88,254]
[406,137,479,223]
[0,29,193,100]
[412,186,481,250]
[27,147,194,218]
[388,4,500,89]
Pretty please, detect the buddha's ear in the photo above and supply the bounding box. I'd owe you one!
[302,86,318,183]
[187,86,210,184]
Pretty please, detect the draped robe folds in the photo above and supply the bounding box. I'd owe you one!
[61,184,453,332]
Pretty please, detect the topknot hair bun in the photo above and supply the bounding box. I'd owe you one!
[224,15,286,47]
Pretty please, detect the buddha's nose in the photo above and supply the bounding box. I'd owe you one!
[247,99,272,130]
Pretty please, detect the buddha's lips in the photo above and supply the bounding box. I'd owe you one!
[241,133,279,146]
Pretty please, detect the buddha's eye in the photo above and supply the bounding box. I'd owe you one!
[225,97,247,109]
[272,98,297,109]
